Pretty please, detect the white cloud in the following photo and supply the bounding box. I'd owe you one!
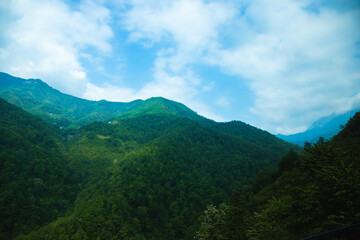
[0,0,226,122]
[121,0,235,84]
[107,0,235,121]
[83,55,224,121]
[83,80,225,120]
[123,0,235,51]
[0,0,113,96]
[206,0,360,133]
[83,82,136,102]
[121,0,360,133]
[1,0,359,134]
[120,0,236,98]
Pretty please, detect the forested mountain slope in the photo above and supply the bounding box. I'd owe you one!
[0,97,300,239]
[0,72,302,239]
[0,72,299,154]
[0,72,203,128]
[206,120,297,156]
[15,114,292,240]
[196,112,360,240]
[0,98,79,239]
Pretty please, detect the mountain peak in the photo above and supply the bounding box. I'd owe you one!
[0,73,298,153]
[277,109,359,145]
[0,73,204,127]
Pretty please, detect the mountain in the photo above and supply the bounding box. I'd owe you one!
[2,71,356,239]
[195,111,360,239]
[277,109,359,146]
[0,97,297,240]
[17,114,294,240]
[0,98,79,240]
[0,72,300,154]
[0,72,204,128]
[0,73,300,239]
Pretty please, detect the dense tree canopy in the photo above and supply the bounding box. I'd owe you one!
[3,90,358,240]
[1,97,298,239]
[0,98,79,239]
[196,112,360,240]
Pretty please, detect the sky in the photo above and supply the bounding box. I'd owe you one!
[0,0,360,134]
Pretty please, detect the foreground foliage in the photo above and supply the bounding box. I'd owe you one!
[196,112,360,239]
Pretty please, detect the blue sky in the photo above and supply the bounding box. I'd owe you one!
[0,0,359,134]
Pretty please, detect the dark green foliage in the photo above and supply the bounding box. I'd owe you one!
[0,98,79,239]
[0,96,298,240]
[206,120,301,155]
[195,112,360,240]
[16,114,291,240]
[278,149,299,173]
[0,73,301,240]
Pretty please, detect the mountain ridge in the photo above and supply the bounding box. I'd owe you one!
[277,109,359,146]
[195,111,360,240]
[0,72,299,153]
[1,97,297,239]
[1,72,358,239]
[0,72,207,128]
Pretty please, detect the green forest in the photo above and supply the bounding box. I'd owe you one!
[195,113,360,239]
[0,73,359,240]
[0,97,295,239]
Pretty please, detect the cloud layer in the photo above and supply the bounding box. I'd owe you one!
[115,0,360,133]
[1,0,359,134]
[210,0,360,133]
[86,0,234,121]
[0,0,113,96]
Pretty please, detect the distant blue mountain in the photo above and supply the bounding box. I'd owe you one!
[277,109,359,146]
